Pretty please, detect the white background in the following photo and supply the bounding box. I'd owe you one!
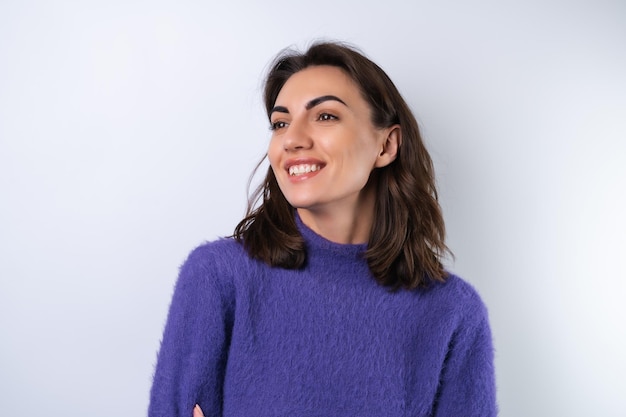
[1,1,624,416]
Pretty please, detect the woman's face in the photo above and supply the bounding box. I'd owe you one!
[267,65,396,218]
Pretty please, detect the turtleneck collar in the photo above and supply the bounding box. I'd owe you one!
[295,212,368,260]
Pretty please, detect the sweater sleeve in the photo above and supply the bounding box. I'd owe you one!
[148,244,235,417]
[432,297,497,417]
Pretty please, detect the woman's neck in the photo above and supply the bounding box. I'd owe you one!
[296,186,376,245]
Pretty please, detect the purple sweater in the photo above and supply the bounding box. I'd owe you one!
[149,219,497,416]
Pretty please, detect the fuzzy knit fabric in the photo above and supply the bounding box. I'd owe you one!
[149,217,497,417]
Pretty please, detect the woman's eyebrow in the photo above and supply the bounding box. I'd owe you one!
[305,95,347,110]
[270,105,289,116]
[270,95,348,117]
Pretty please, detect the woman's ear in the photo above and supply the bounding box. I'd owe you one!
[375,125,401,168]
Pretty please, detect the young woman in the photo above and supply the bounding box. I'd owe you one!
[149,42,497,417]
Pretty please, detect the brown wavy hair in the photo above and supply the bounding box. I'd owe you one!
[234,41,449,289]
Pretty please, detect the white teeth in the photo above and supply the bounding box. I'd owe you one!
[288,164,321,176]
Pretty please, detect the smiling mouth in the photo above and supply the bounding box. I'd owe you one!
[288,164,323,176]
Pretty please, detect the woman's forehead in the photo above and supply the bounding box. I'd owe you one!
[275,66,360,105]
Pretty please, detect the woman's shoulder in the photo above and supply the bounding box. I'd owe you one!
[176,237,254,289]
[185,237,248,265]
[439,273,484,301]
[424,272,490,324]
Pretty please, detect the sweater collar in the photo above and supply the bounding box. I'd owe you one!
[295,212,368,260]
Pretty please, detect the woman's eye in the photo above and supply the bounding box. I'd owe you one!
[318,113,337,122]
[270,121,288,131]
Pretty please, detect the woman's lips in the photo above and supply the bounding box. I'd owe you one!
[288,163,322,176]
[284,159,326,182]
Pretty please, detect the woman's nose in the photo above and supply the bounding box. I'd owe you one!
[283,120,313,151]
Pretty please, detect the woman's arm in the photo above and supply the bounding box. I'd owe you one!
[148,244,234,417]
[433,303,497,416]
